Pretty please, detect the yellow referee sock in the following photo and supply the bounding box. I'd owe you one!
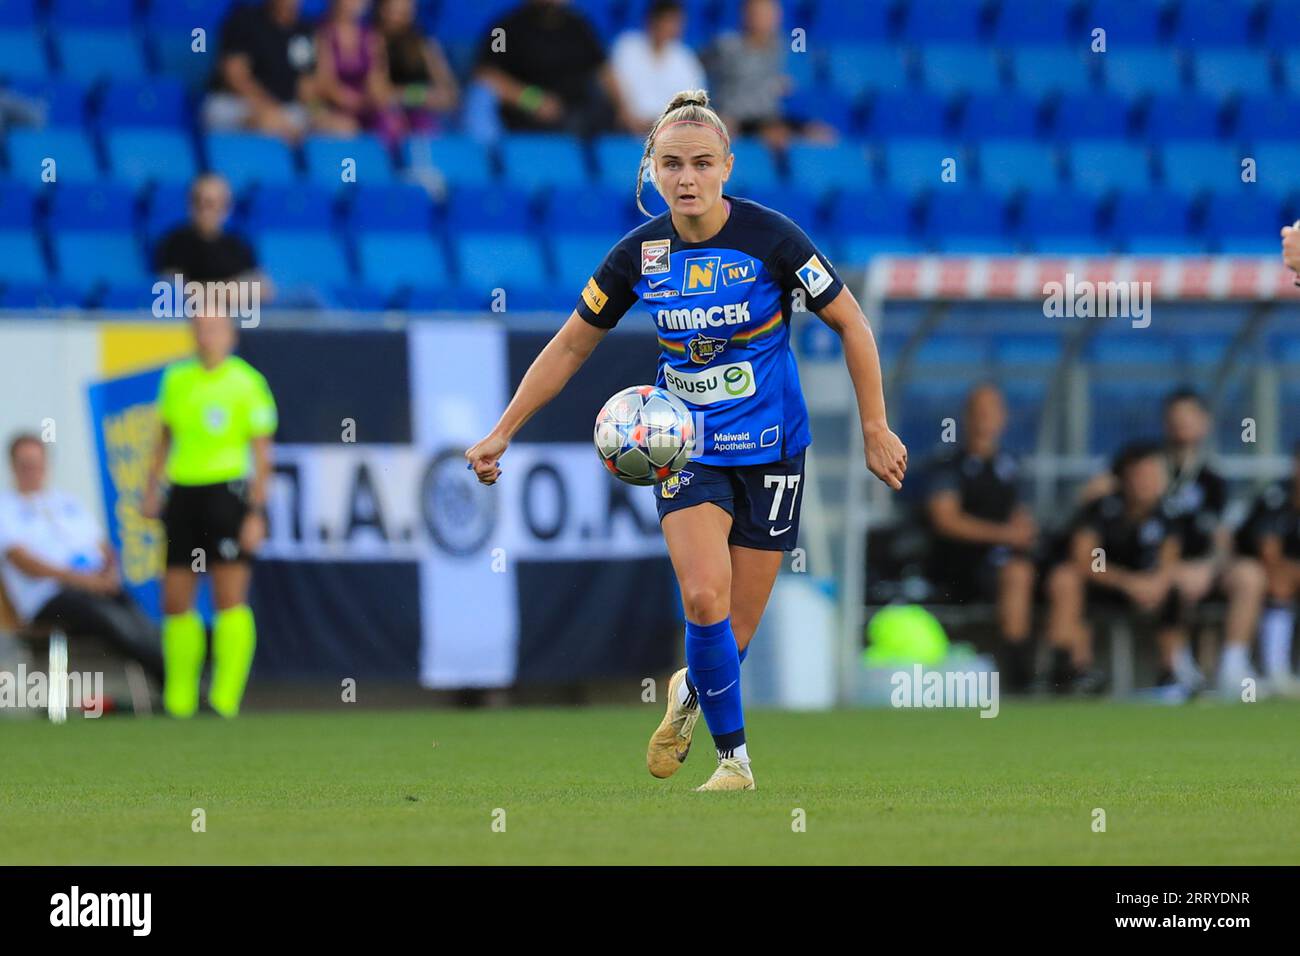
[162,610,205,718]
[209,604,256,718]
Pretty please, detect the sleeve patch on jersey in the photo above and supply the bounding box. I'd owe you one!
[641,239,671,275]
[797,254,833,298]
[582,277,608,314]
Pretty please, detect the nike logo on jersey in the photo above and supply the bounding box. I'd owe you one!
[647,276,674,289]
[706,679,738,697]
[769,525,792,536]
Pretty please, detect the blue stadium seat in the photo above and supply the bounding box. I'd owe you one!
[346,182,437,232]
[1203,191,1288,252]
[49,0,135,28]
[570,0,619,43]
[553,235,612,290]
[105,129,197,187]
[783,87,856,135]
[444,184,533,233]
[454,234,547,292]
[1264,0,1300,48]
[1191,50,1276,101]
[786,142,872,196]
[827,187,914,237]
[1173,0,1254,47]
[743,186,823,231]
[1007,46,1095,98]
[825,44,910,98]
[993,333,1062,367]
[727,138,781,191]
[1233,94,1300,141]
[56,30,146,82]
[1281,49,1300,92]
[1085,0,1165,44]
[404,134,494,187]
[1100,48,1185,98]
[993,0,1074,42]
[784,47,821,95]
[921,188,1009,245]
[900,0,986,42]
[866,90,952,137]
[539,184,633,236]
[1159,141,1243,195]
[303,134,394,187]
[593,134,647,187]
[809,1,892,40]
[356,233,450,292]
[0,0,34,27]
[147,15,225,95]
[52,232,147,285]
[0,184,37,229]
[1141,93,1223,140]
[837,235,926,265]
[0,232,47,282]
[1046,92,1132,138]
[257,231,351,287]
[499,134,587,191]
[1253,143,1300,194]
[47,182,136,231]
[1016,189,1103,248]
[0,282,83,308]
[0,28,50,79]
[957,91,1042,138]
[1066,140,1153,195]
[977,141,1060,194]
[243,184,337,233]
[433,0,523,42]
[881,140,964,195]
[1109,189,1195,248]
[97,77,188,127]
[8,128,99,181]
[206,133,298,192]
[919,45,1004,97]
[4,77,87,125]
[142,183,190,246]
[146,0,236,28]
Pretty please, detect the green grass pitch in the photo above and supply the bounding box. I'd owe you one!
[2,699,1297,865]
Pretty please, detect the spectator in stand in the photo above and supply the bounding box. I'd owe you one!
[474,0,636,135]
[376,0,459,135]
[153,175,271,297]
[702,0,834,149]
[0,434,163,683]
[204,0,350,141]
[610,0,706,133]
[1248,446,1300,694]
[314,0,405,145]
[925,384,1038,691]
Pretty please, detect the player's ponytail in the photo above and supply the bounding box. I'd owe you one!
[635,89,732,218]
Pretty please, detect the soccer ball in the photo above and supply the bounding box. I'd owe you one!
[594,385,695,485]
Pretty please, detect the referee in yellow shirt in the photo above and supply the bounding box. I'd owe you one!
[142,311,277,718]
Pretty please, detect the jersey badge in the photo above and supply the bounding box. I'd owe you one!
[687,332,727,365]
[641,239,671,275]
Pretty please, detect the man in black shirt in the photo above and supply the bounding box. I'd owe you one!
[1249,447,1300,693]
[1157,389,1266,695]
[203,0,349,140]
[153,175,271,298]
[474,0,636,134]
[925,384,1038,689]
[1045,442,1192,696]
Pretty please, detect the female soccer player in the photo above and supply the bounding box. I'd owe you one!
[466,90,906,790]
[142,311,277,719]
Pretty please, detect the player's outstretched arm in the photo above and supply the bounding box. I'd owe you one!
[815,287,907,491]
[465,311,608,485]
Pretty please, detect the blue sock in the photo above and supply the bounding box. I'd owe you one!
[738,645,749,665]
[685,616,745,755]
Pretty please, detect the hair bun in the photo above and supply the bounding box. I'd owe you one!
[666,89,710,111]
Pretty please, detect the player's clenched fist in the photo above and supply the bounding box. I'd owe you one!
[465,432,508,485]
[865,423,907,491]
[1282,221,1300,279]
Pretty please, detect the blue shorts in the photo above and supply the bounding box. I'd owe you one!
[653,449,807,551]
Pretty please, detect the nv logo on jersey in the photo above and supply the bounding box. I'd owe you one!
[722,259,756,286]
[683,256,721,295]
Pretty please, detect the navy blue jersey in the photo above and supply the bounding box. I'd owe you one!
[575,195,844,466]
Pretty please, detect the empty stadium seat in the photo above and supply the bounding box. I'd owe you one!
[727,138,781,191]
[4,77,87,126]
[540,184,633,236]
[553,235,613,290]
[786,142,872,196]
[454,233,547,293]
[98,77,189,128]
[1191,49,1276,102]
[1173,0,1255,47]
[919,46,1004,97]
[50,0,135,28]
[0,232,48,283]
[827,187,914,238]
[0,28,50,79]
[105,129,197,187]
[1016,189,1103,248]
[0,184,37,229]
[920,188,1009,244]
[1264,0,1300,49]
[243,184,338,233]
[825,44,910,99]
[303,134,394,187]
[977,140,1061,194]
[1109,188,1195,247]
[881,140,963,195]
[743,186,823,231]
[1100,48,1186,99]
[445,184,533,233]
[356,233,451,293]
[992,0,1074,43]
[0,0,35,27]
[1141,93,1223,140]
[958,91,1043,138]
[866,90,952,137]
[1047,92,1132,138]
[206,133,298,192]
[55,30,147,83]
[52,232,147,285]
[1252,143,1300,194]
[345,182,437,232]
[8,128,99,181]
[1233,94,1300,141]
[1085,0,1165,44]
[47,182,136,232]
[900,0,986,42]
[1203,190,1288,252]
[1007,46,1095,99]
[257,231,352,288]
[1159,141,1244,195]
[499,134,587,191]
[405,134,494,187]
[1066,140,1153,195]
[593,134,647,187]
[809,0,892,41]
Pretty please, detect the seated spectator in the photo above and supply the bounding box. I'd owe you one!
[314,0,405,145]
[1045,442,1194,698]
[702,0,835,150]
[0,434,162,683]
[474,0,636,135]
[376,0,459,135]
[204,0,351,141]
[153,175,270,295]
[610,0,706,133]
[925,383,1038,691]
[1251,446,1300,694]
